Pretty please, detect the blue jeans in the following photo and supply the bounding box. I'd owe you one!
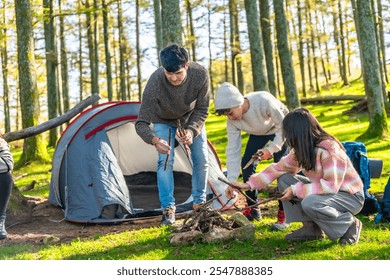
[154,123,209,210]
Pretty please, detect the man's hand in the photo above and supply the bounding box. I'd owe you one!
[178,129,193,145]
[225,182,251,199]
[154,138,171,154]
[278,187,293,201]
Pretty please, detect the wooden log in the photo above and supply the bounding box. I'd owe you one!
[300,95,365,104]
[3,94,100,142]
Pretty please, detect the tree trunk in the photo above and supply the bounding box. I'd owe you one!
[332,0,343,82]
[315,10,329,86]
[1,2,11,133]
[338,0,349,86]
[43,0,59,147]
[320,12,332,81]
[305,6,313,91]
[207,0,214,97]
[370,0,387,102]
[14,0,50,166]
[153,0,163,61]
[85,0,97,97]
[58,0,69,118]
[377,0,388,84]
[274,0,300,109]
[93,0,100,98]
[78,0,84,102]
[259,0,277,96]
[355,0,388,138]
[244,0,268,92]
[229,0,244,93]
[307,2,320,93]
[136,0,142,100]
[117,0,126,100]
[102,0,113,101]
[161,0,182,46]
[185,0,196,61]
[296,0,306,97]
[223,2,228,82]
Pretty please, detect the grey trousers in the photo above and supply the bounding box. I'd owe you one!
[277,174,364,240]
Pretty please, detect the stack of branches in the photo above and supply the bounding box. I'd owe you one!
[176,201,238,233]
[176,197,236,234]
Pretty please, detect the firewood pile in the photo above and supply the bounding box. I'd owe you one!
[169,197,255,245]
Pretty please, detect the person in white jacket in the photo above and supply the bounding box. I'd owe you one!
[214,82,289,230]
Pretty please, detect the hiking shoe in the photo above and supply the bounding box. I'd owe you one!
[161,207,175,225]
[0,218,7,240]
[242,207,262,221]
[285,222,325,241]
[271,210,290,231]
[339,217,362,246]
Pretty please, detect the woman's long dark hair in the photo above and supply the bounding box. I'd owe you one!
[282,107,341,170]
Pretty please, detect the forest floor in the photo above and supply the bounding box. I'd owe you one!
[3,198,164,247]
[2,194,252,247]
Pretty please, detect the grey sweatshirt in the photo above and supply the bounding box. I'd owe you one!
[135,62,210,144]
[225,91,288,182]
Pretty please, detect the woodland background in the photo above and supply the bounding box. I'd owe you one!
[0,0,389,168]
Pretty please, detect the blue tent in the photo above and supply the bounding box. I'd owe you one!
[49,101,236,223]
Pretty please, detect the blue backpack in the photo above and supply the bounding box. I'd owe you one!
[342,141,380,215]
[374,177,390,224]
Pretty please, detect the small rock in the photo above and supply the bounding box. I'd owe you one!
[229,224,255,241]
[170,230,203,245]
[43,235,61,244]
[204,227,231,244]
[229,212,251,226]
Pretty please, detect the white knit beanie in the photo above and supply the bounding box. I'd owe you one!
[214,82,244,110]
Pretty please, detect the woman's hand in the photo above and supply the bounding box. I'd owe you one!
[278,187,293,201]
[258,149,272,160]
[225,182,251,199]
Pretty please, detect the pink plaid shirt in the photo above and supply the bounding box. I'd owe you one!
[247,139,364,199]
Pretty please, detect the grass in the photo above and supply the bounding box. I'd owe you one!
[2,81,390,260]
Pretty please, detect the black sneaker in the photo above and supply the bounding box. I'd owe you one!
[161,207,176,225]
[243,207,262,221]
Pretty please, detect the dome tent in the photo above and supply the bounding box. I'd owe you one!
[49,101,236,223]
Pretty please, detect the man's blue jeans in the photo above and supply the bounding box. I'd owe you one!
[153,123,209,210]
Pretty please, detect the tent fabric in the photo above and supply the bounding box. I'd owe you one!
[49,101,236,223]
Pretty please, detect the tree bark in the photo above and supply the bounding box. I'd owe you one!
[274,0,300,109]
[161,0,182,46]
[244,0,268,92]
[102,0,114,101]
[338,0,349,86]
[14,0,50,166]
[1,2,11,133]
[153,0,163,60]
[355,0,388,138]
[136,0,142,100]
[296,0,306,97]
[260,0,277,96]
[43,0,59,147]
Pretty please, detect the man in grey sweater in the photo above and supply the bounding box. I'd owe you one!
[135,44,210,225]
